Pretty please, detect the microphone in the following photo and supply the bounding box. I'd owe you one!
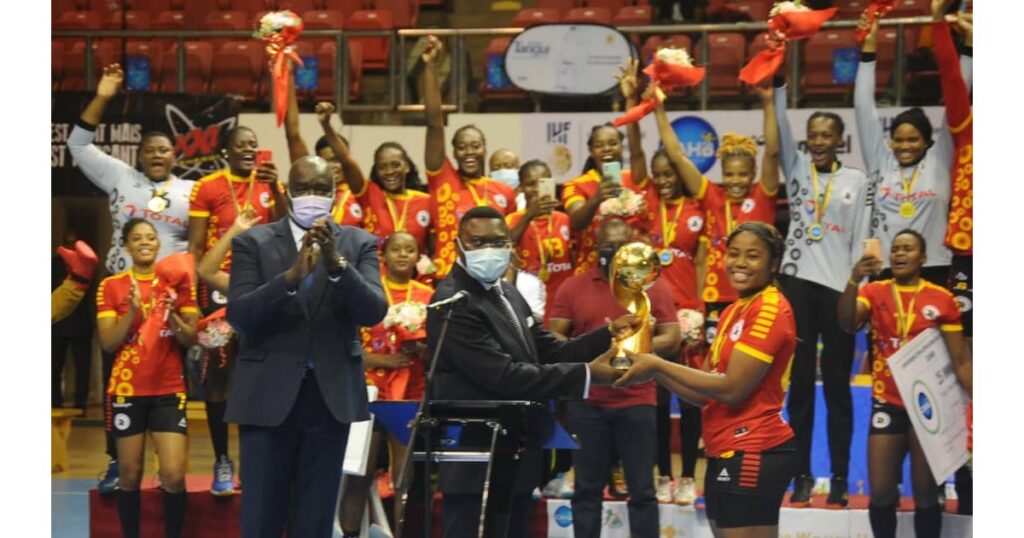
[428,290,470,310]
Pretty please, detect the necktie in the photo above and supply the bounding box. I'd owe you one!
[303,273,315,374]
[491,285,530,353]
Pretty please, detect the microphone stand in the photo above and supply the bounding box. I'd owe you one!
[394,302,457,538]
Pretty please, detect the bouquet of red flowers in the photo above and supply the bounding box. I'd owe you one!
[254,11,305,126]
[137,252,193,355]
[383,302,427,345]
[614,48,705,127]
[856,0,896,43]
[739,1,837,85]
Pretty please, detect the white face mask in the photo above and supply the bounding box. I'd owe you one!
[490,168,520,189]
[289,194,335,229]
[458,238,511,284]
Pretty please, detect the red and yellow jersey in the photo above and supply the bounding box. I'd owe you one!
[361,278,433,400]
[355,181,432,253]
[506,210,573,319]
[428,160,516,279]
[858,279,963,407]
[561,169,650,275]
[933,20,973,256]
[188,168,276,270]
[644,187,705,310]
[97,271,198,397]
[696,179,778,304]
[702,285,796,457]
[331,182,365,228]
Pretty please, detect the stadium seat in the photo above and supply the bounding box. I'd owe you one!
[584,0,625,12]
[510,8,559,27]
[613,5,652,26]
[876,25,920,91]
[276,0,318,13]
[106,10,153,29]
[52,40,65,92]
[694,32,744,97]
[481,37,529,106]
[159,40,213,93]
[52,0,79,19]
[303,40,364,102]
[887,0,928,18]
[536,0,577,17]
[54,10,104,30]
[373,0,418,28]
[323,0,368,16]
[800,28,856,97]
[83,0,119,15]
[346,9,392,71]
[127,0,173,16]
[60,41,117,92]
[153,9,187,29]
[723,0,768,22]
[562,7,611,24]
[302,10,345,49]
[181,0,210,28]
[201,10,249,49]
[639,35,662,64]
[224,0,270,16]
[835,0,869,20]
[211,41,264,100]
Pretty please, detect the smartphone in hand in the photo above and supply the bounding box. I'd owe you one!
[601,161,622,187]
[537,176,556,200]
[255,149,273,168]
[862,238,881,260]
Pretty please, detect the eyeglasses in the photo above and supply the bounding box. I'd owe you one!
[460,237,513,250]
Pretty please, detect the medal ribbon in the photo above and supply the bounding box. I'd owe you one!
[383,277,411,306]
[466,180,489,208]
[890,281,923,345]
[128,269,159,319]
[150,176,175,205]
[530,215,554,273]
[225,172,256,220]
[810,162,837,225]
[708,286,768,368]
[331,188,353,223]
[384,192,411,232]
[660,198,687,249]
[900,165,920,207]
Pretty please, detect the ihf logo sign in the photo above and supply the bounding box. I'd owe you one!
[554,505,573,528]
[670,116,719,173]
[547,122,570,145]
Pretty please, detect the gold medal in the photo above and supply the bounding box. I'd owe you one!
[807,223,824,241]
[539,267,550,282]
[659,249,674,266]
[148,196,168,213]
[899,202,916,219]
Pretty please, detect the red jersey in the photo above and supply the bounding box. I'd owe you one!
[331,183,365,228]
[934,21,973,256]
[188,169,276,270]
[550,267,677,408]
[355,181,432,252]
[696,179,778,304]
[506,210,574,320]
[561,169,650,275]
[858,279,963,407]
[644,186,705,310]
[97,270,198,397]
[428,160,516,278]
[702,285,795,456]
[361,278,433,400]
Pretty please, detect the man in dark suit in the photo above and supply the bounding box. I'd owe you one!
[226,156,388,538]
[426,206,641,538]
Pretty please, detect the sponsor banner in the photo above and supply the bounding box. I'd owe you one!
[506,24,634,95]
[520,107,943,186]
[778,508,850,537]
[52,92,241,196]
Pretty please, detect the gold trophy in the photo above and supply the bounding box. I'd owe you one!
[609,242,662,370]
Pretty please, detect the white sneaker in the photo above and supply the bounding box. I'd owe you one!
[656,476,672,503]
[542,474,565,498]
[674,477,697,506]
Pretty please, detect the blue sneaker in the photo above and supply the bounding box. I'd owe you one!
[97,459,119,495]
[211,456,236,496]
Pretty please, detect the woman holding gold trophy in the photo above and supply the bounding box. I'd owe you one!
[615,222,797,538]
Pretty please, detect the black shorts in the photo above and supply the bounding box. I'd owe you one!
[107,392,188,437]
[869,400,910,436]
[949,255,972,338]
[704,439,796,528]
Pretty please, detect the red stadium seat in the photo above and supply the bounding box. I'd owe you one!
[887,0,928,18]
[106,10,153,29]
[302,9,345,49]
[723,0,768,22]
[834,0,869,20]
[127,0,173,15]
[83,0,119,15]
[510,8,559,27]
[181,0,210,28]
[276,0,317,13]
[800,28,856,96]
[876,24,920,91]
[536,0,577,17]
[59,41,117,92]
[54,11,104,30]
[346,9,392,71]
[159,40,213,93]
[202,10,249,49]
[52,0,79,19]
[613,5,652,26]
[373,0,418,28]
[305,40,364,102]
[211,41,264,100]
[481,37,529,106]
[224,0,269,16]
[562,7,611,24]
[52,40,65,91]
[153,9,186,28]
[584,0,625,12]
[323,0,368,16]
[694,32,744,97]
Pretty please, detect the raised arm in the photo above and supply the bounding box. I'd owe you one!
[837,254,881,333]
[618,59,648,184]
[653,94,705,197]
[854,16,886,175]
[197,208,261,294]
[284,67,311,162]
[315,101,367,195]
[67,64,134,192]
[422,36,447,173]
[772,78,800,186]
[755,82,781,195]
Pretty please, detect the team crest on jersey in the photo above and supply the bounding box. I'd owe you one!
[841,187,856,204]
[561,225,571,241]
[729,320,744,341]
[687,215,704,232]
[921,305,939,321]
[350,204,363,219]
[741,199,755,213]
[259,191,271,208]
[416,210,431,227]
[494,194,509,209]
[212,290,227,305]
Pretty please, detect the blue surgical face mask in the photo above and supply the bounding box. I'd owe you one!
[458,238,511,284]
[490,168,520,189]
[289,194,335,229]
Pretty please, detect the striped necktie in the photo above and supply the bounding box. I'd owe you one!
[491,284,529,352]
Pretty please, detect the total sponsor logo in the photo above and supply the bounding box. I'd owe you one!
[122,204,187,227]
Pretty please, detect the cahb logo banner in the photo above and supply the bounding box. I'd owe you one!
[52,92,241,196]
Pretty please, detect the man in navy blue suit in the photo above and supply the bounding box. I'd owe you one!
[226,156,388,537]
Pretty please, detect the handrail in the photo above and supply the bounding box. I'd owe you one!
[52,16,936,112]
